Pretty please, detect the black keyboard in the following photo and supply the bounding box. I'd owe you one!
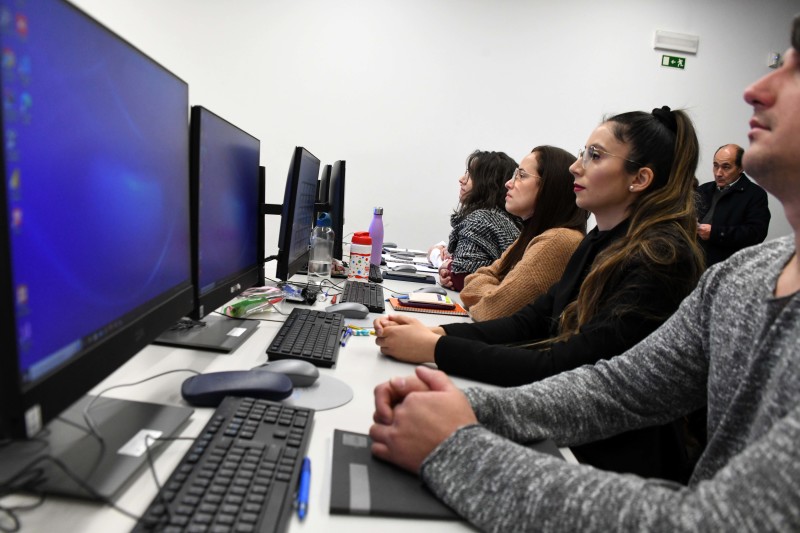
[266,308,345,368]
[368,264,383,283]
[340,281,386,314]
[133,396,313,533]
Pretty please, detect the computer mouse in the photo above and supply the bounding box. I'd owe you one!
[415,286,448,295]
[258,359,320,388]
[181,370,293,407]
[325,302,370,318]
[391,264,417,273]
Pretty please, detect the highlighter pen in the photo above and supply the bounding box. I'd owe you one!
[297,457,311,520]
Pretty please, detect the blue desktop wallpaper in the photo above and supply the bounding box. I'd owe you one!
[3,0,191,382]
[196,109,260,296]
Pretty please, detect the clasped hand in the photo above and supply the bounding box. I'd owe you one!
[370,366,478,473]
[373,314,440,364]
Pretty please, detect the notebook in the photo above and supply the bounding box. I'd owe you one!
[329,429,564,519]
[330,429,459,519]
[388,297,469,317]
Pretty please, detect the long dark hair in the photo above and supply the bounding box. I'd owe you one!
[496,146,588,278]
[456,150,516,217]
[554,107,705,342]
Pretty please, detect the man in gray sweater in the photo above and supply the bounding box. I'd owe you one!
[369,15,800,532]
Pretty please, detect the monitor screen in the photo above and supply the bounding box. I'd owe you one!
[276,147,320,281]
[317,164,331,205]
[328,160,346,260]
[193,106,261,316]
[0,0,193,495]
[153,106,263,353]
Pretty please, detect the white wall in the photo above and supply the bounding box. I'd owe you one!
[71,0,800,252]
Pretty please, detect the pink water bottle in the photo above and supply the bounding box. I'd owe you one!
[348,232,372,282]
[368,207,384,267]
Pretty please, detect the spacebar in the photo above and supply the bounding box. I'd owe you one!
[257,480,289,532]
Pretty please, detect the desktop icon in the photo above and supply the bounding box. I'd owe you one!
[11,206,22,230]
[8,168,20,200]
[2,47,15,69]
[17,55,31,82]
[19,91,31,114]
[0,8,11,31]
[16,283,28,307]
[15,13,28,38]
[5,128,16,151]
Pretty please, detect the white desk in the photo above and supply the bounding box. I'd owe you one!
[5,277,491,532]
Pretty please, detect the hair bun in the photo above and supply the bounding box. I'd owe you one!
[652,105,678,133]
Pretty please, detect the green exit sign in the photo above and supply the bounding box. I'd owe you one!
[662,55,686,69]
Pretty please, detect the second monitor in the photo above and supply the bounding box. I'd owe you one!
[155,106,264,353]
[275,147,321,281]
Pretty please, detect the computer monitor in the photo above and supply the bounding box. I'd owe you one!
[0,0,194,500]
[275,147,321,281]
[317,164,331,205]
[153,106,263,353]
[328,160,347,260]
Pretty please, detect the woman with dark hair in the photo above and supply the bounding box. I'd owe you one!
[374,107,705,480]
[460,146,588,321]
[433,150,521,291]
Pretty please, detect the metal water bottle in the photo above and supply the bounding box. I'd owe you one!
[368,207,384,266]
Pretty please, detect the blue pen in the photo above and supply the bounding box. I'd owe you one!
[297,457,311,520]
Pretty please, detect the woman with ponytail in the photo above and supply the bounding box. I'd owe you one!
[373,107,705,480]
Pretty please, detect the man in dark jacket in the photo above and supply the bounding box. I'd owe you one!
[696,144,771,265]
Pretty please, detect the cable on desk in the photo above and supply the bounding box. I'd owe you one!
[83,369,201,441]
[0,454,140,528]
[142,434,198,528]
[0,368,205,531]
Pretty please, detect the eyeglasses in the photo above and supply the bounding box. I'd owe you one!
[578,145,641,169]
[511,167,541,183]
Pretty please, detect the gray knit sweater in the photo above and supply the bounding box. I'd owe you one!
[421,235,800,532]
[448,208,520,275]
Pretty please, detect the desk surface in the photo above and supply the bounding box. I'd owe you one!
[6,276,497,532]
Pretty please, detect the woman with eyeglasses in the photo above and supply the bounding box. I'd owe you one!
[428,150,522,291]
[459,146,588,321]
[374,107,705,480]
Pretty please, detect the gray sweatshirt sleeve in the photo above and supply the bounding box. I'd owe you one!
[419,239,800,531]
[421,411,800,532]
[461,278,710,447]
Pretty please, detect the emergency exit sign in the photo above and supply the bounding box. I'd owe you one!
[662,55,686,69]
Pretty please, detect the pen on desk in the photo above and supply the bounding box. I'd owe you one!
[297,456,311,520]
[340,328,352,347]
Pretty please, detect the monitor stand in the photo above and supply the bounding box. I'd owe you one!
[0,395,193,501]
[153,313,260,353]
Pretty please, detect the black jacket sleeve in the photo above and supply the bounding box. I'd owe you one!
[709,183,770,250]
[435,252,696,387]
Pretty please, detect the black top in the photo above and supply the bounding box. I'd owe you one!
[436,218,701,480]
[696,174,770,265]
[437,219,698,386]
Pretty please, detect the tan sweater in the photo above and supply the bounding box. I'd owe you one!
[460,227,583,321]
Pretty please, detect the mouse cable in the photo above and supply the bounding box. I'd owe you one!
[139,433,199,529]
[82,369,201,442]
[0,453,140,529]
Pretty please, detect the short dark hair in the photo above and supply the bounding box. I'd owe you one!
[793,14,800,51]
